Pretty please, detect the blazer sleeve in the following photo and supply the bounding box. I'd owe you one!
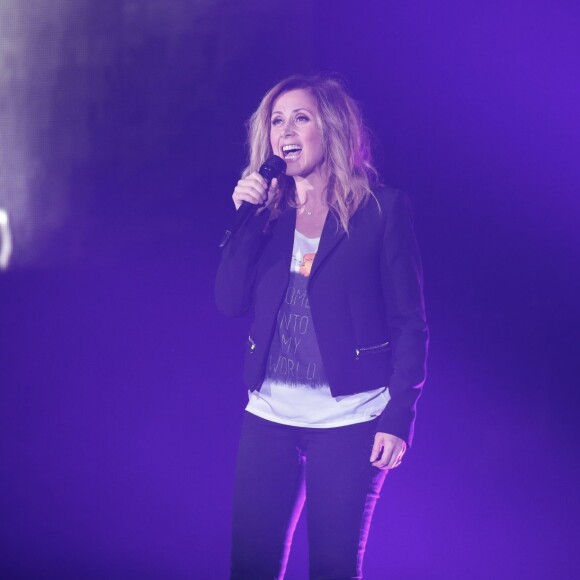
[215,208,271,317]
[377,191,429,446]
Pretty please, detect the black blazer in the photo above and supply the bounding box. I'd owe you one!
[215,188,428,446]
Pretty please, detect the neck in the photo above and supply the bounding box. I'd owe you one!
[294,170,329,210]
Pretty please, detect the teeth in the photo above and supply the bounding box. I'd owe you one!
[282,145,302,152]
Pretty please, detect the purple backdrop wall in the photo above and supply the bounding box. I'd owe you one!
[1,1,579,578]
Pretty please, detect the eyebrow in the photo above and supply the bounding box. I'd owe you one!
[271,108,313,116]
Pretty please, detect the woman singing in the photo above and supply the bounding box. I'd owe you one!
[215,74,428,579]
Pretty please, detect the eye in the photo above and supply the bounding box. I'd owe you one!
[296,114,310,123]
[271,117,283,126]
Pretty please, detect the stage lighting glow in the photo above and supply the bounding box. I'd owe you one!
[0,208,13,270]
[0,1,73,267]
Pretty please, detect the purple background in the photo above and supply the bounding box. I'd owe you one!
[1,1,579,578]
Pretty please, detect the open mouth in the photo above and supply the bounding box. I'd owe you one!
[282,144,302,160]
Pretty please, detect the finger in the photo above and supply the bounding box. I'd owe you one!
[236,174,268,192]
[372,438,396,469]
[244,173,268,196]
[233,190,264,206]
[248,171,268,188]
[262,177,279,207]
[369,437,382,463]
[232,195,261,210]
[235,179,267,198]
[372,447,395,469]
[385,453,401,470]
[383,444,406,469]
[232,183,267,208]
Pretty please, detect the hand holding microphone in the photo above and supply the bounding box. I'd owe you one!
[220,155,286,248]
[232,172,274,210]
[232,154,286,210]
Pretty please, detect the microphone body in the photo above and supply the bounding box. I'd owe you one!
[219,155,286,248]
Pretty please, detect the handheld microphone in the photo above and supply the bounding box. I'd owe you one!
[219,155,286,248]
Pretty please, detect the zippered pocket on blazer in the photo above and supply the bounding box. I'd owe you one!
[354,340,390,360]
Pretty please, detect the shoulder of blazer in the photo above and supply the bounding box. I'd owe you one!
[348,186,405,230]
[372,186,405,213]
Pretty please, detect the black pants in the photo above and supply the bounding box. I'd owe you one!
[231,412,388,580]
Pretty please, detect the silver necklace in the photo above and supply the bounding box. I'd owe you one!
[301,205,327,217]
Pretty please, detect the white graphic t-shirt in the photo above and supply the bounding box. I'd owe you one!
[246,229,390,428]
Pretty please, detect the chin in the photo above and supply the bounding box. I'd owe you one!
[284,166,301,178]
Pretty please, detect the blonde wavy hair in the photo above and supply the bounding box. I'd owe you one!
[243,74,379,232]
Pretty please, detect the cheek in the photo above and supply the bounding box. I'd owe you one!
[308,128,323,153]
[313,136,325,159]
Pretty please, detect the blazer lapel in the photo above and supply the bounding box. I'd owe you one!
[310,211,346,281]
[269,207,296,272]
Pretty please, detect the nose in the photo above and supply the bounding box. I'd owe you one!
[282,119,296,136]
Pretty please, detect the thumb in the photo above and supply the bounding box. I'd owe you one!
[265,177,278,205]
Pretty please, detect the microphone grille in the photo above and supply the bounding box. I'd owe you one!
[259,155,287,181]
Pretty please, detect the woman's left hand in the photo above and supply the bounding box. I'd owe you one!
[370,432,407,470]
